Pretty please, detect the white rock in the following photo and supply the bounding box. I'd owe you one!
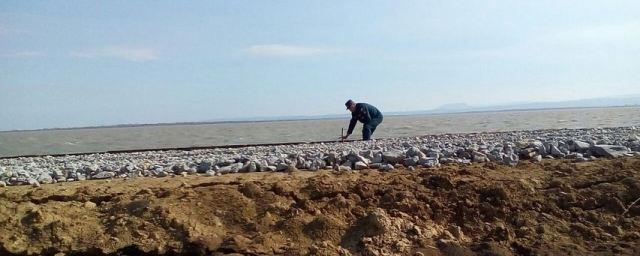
[568,140,590,152]
[37,173,54,184]
[92,171,115,179]
[354,161,368,170]
[265,166,277,172]
[532,155,542,162]
[419,157,439,168]
[382,150,404,164]
[550,145,566,157]
[404,156,420,166]
[338,166,352,171]
[472,152,488,163]
[275,163,289,172]
[28,178,40,188]
[372,153,383,163]
[590,145,631,157]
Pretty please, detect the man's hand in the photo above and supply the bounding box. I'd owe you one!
[340,135,349,142]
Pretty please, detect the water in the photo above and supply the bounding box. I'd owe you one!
[1,107,639,157]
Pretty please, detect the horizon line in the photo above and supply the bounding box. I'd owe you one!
[2,105,638,133]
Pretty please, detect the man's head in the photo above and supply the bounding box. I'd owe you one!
[345,99,356,112]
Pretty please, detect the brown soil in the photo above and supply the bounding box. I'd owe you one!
[1,157,640,256]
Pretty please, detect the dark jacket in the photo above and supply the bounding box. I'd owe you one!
[347,103,383,135]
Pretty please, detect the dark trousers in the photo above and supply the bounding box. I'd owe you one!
[362,117,383,140]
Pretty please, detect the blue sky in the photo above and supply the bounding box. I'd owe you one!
[1,1,639,130]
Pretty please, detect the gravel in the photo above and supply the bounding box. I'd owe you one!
[0,126,638,187]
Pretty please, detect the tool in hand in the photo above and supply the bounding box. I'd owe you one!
[337,128,345,142]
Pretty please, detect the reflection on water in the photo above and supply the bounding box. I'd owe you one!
[1,107,639,157]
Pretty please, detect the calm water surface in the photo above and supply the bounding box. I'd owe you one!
[1,107,639,157]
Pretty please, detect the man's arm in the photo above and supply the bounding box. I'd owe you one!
[346,116,357,135]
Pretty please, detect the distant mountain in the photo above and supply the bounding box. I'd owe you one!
[433,103,471,111]
[256,95,640,120]
[389,94,640,116]
[6,94,638,132]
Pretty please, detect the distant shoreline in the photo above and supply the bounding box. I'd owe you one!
[1,105,638,133]
[0,125,636,159]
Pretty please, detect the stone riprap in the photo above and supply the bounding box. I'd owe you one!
[1,127,639,187]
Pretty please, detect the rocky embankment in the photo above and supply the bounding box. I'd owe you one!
[1,127,639,187]
[1,155,639,255]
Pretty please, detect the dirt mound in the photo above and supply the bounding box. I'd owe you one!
[1,157,640,255]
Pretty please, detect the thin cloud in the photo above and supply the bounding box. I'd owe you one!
[470,23,640,60]
[536,23,640,45]
[71,46,158,62]
[0,25,31,37]
[0,51,42,58]
[245,44,341,57]
[0,26,9,36]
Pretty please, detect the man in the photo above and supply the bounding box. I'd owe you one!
[341,99,383,141]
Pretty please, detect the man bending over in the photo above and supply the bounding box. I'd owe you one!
[341,99,383,141]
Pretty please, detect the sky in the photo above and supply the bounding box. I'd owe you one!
[1,1,639,131]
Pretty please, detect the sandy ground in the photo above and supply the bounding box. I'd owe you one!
[1,157,639,256]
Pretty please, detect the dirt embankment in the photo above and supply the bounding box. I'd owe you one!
[1,157,639,255]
